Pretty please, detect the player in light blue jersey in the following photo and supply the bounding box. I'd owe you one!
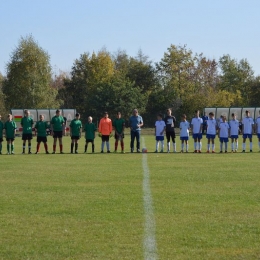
[242,110,254,152]
[218,116,229,153]
[255,110,260,152]
[179,114,190,153]
[229,113,239,152]
[206,112,217,153]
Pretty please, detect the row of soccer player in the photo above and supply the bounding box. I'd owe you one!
[0,108,259,154]
[170,110,259,153]
[0,109,127,154]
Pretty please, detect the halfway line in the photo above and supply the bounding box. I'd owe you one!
[142,137,158,260]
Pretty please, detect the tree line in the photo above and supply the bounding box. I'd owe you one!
[1,35,260,126]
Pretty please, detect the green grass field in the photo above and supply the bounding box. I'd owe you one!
[1,132,260,259]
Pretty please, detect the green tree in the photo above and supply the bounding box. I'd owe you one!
[248,76,260,106]
[0,73,7,116]
[218,55,254,105]
[61,50,115,119]
[3,35,60,109]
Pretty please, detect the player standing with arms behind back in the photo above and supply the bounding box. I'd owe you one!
[113,112,125,153]
[164,108,176,153]
[21,109,34,154]
[179,114,190,153]
[206,112,217,153]
[191,110,203,153]
[51,109,65,154]
[242,110,254,152]
[99,112,112,153]
[70,113,82,154]
[255,110,260,152]
[218,116,230,153]
[154,113,166,153]
[129,109,143,153]
[0,115,4,154]
[4,114,17,154]
[35,115,49,154]
[229,113,239,152]
[84,116,96,153]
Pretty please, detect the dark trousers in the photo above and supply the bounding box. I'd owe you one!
[130,131,140,150]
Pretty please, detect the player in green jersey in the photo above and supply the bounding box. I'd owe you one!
[21,109,34,154]
[70,113,82,154]
[84,116,96,153]
[35,115,50,154]
[4,114,17,154]
[51,109,65,154]
[0,115,4,154]
[113,112,125,153]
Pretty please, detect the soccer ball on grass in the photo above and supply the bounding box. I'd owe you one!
[142,147,148,153]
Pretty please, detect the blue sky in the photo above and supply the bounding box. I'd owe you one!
[1,0,260,76]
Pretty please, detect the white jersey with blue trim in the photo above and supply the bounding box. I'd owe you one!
[242,117,254,134]
[229,119,239,136]
[180,121,190,137]
[219,122,230,138]
[206,118,217,135]
[191,117,203,134]
[256,117,260,134]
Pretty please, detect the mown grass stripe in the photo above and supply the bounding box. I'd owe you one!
[142,137,157,260]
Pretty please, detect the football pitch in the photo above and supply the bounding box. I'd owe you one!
[1,133,260,259]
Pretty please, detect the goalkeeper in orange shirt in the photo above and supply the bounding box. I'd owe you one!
[98,112,112,153]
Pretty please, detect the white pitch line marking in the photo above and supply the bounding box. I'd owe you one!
[142,137,158,260]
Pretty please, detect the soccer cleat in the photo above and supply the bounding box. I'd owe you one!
[167,150,170,153]
[70,151,73,154]
[180,150,183,153]
[35,152,38,154]
[101,151,104,153]
[250,150,253,152]
[7,152,10,155]
[121,150,125,154]
[154,150,158,153]
[212,151,215,153]
[0,152,2,155]
[206,150,210,153]
[220,151,223,153]
[235,150,237,153]
[11,152,15,155]
[113,150,117,153]
[137,149,141,153]
[28,151,32,154]
[60,152,64,154]
[160,150,163,153]
[107,150,111,153]
[186,150,189,153]
[46,151,49,154]
[75,151,78,154]
[231,150,234,153]
[225,151,227,153]
[242,150,245,153]
[198,150,201,153]
[52,151,55,154]
[131,149,133,153]
[193,150,197,153]
[22,152,25,154]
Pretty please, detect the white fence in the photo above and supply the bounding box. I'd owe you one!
[11,109,76,130]
[204,107,260,121]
